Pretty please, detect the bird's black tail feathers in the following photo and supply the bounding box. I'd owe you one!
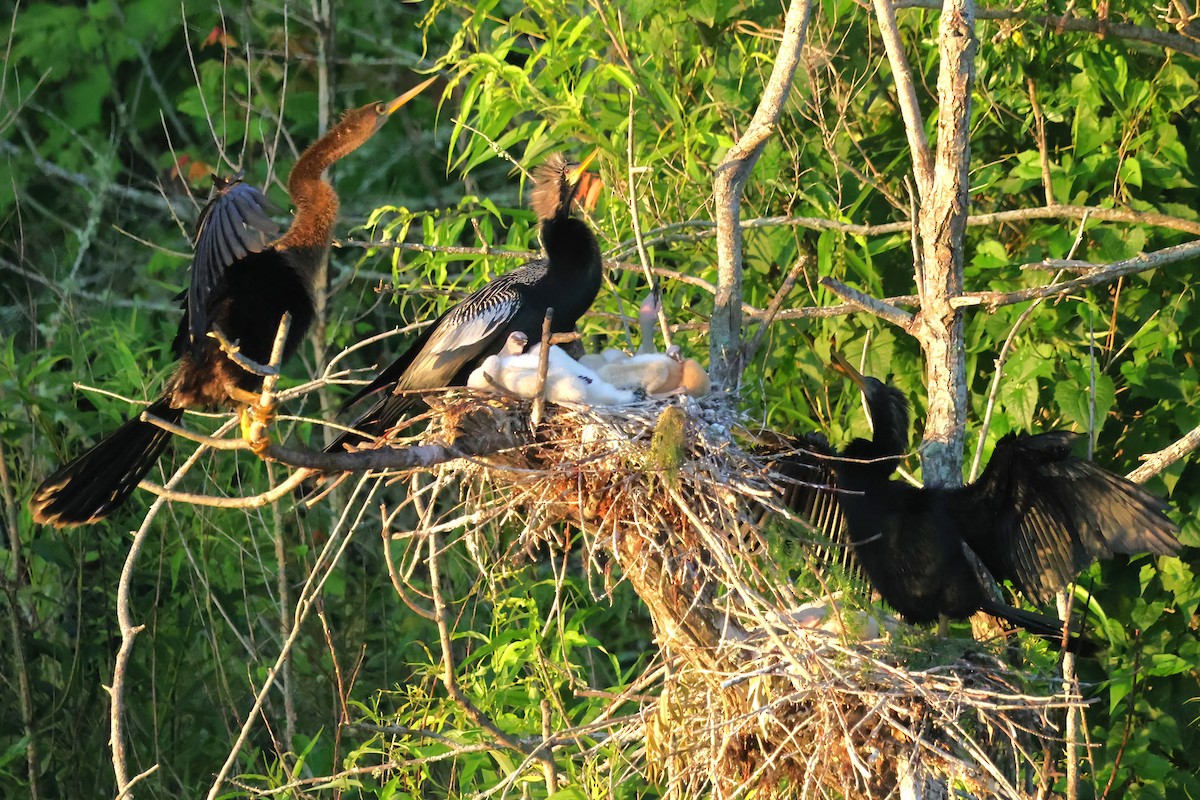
[30,398,183,527]
[981,598,1098,656]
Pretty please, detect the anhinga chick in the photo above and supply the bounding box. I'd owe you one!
[329,150,605,450]
[589,290,711,397]
[579,288,659,369]
[469,332,639,405]
[29,80,435,526]
[770,350,1180,651]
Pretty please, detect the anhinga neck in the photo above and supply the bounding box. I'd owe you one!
[275,132,349,253]
[868,418,909,461]
[540,216,600,275]
[863,382,910,459]
[835,382,910,481]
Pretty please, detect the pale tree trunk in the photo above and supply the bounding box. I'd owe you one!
[912,0,975,487]
[880,0,977,794]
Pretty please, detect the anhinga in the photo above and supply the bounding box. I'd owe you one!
[769,351,1180,650]
[329,151,604,449]
[29,80,434,527]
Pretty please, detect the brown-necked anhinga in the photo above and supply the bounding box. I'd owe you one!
[29,80,435,527]
[328,151,603,450]
[769,351,1180,651]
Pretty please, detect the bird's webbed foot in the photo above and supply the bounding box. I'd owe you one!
[226,381,276,455]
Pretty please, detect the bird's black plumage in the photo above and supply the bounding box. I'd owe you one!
[29,85,433,526]
[30,178,291,527]
[769,354,1180,650]
[329,152,603,450]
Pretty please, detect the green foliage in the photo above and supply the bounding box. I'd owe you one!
[3,0,1200,797]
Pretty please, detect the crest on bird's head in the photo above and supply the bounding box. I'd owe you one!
[530,151,601,221]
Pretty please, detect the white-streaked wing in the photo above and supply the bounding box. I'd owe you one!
[400,286,521,387]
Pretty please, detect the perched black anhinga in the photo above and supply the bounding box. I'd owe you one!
[770,351,1180,650]
[29,80,435,527]
[328,151,603,450]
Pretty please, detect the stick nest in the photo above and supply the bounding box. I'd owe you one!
[389,392,1085,798]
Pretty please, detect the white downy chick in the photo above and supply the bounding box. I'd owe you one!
[466,331,530,393]
[500,343,638,405]
[578,348,628,370]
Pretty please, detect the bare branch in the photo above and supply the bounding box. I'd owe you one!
[968,238,1200,309]
[138,466,314,509]
[819,276,915,329]
[1126,422,1200,484]
[873,0,934,197]
[895,0,1200,60]
[109,416,239,794]
[531,309,554,427]
[741,256,807,366]
[711,0,815,390]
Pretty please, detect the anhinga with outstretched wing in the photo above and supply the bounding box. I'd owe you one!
[768,351,1180,651]
[30,80,435,527]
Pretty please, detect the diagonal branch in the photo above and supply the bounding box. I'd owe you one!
[873,0,935,197]
[710,0,815,391]
[820,277,915,329]
[1126,422,1200,485]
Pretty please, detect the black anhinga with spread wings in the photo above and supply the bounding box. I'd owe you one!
[329,151,603,450]
[30,80,434,527]
[770,352,1180,650]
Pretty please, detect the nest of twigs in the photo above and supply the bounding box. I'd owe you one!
[392,392,1085,798]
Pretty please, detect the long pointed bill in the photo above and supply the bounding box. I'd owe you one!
[566,149,600,186]
[385,75,438,115]
[828,347,868,390]
[566,149,603,212]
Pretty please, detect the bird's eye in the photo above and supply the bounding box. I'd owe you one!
[374,102,385,115]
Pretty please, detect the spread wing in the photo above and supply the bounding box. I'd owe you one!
[959,431,1180,604]
[188,178,281,345]
[761,433,861,580]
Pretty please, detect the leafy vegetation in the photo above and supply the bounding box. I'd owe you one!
[2,0,1198,797]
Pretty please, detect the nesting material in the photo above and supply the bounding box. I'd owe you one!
[396,395,1089,798]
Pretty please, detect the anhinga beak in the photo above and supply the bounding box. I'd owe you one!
[828,347,868,391]
[566,149,603,211]
[566,149,600,185]
[385,75,438,115]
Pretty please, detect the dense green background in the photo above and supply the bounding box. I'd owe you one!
[1,0,1198,796]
